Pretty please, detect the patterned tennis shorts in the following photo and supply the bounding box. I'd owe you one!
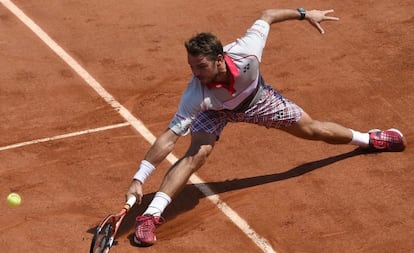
[191,84,303,137]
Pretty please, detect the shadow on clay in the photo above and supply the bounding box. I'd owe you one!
[87,147,373,247]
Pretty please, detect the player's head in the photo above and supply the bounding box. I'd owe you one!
[185,32,223,61]
[185,33,225,85]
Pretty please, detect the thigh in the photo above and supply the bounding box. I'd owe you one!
[191,110,228,138]
[280,111,353,142]
[231,84,303,128]
[279,111,316,139]
[186,131,217,157]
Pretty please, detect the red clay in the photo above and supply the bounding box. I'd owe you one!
[1,1,413,252]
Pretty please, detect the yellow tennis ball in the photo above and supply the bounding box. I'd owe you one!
[7,192,22,207]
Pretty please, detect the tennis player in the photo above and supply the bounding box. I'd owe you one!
[126,7,406,246]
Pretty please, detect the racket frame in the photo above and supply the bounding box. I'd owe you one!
[90,196,136,253]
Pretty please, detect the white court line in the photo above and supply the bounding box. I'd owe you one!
[0,122,130,151]
[1,1,277,252]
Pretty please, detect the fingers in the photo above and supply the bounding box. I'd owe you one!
[314,21,325,34]
[325,16,340,21]
[322,9,340,21]
[324,16,340,21]
[323,9,335,15]
[308,9,340,22]
[307,9,339,34]
[126,192,142,205]
[126,180,144,205]
[135,195,143,205]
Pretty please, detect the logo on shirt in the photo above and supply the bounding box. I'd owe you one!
[243,64,250,73]
[248,28,266,39]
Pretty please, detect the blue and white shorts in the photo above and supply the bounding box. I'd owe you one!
[191,84,303,137]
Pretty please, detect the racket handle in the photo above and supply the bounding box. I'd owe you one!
[125,196,137,210]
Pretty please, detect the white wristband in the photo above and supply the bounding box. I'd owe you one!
[133,160,155,184]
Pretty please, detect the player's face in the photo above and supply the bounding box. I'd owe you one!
[187,54,219,85]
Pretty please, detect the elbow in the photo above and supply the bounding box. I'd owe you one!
[259,9,273,24]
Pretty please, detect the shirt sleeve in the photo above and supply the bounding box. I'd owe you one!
[168,78,203,136]
[225,19,270,62]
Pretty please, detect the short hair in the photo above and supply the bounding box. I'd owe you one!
[184,32,224,61]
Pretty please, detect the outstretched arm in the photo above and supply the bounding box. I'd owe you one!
[259,8,339,34]
[126,129,180,204]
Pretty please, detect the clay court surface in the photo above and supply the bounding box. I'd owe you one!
[1,0,413,252]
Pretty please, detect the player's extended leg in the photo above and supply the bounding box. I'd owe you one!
[280,111,355,144]
[244,83,406,151]
[280,110,406,151]
[134,131,217,246]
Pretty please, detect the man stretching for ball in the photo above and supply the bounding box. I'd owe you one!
[126,7,406,246]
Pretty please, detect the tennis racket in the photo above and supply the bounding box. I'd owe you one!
[90,196,136,253]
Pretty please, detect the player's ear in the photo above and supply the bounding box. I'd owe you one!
[216,54,225,65]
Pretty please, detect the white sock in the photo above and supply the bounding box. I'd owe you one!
[349,129,370,148]
[143,192,172,217]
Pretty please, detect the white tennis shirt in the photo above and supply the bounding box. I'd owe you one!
[169,19,270,136]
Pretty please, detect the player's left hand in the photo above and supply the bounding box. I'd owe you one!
[306,9,339,34]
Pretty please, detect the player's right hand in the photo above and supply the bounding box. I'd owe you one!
[126,179,144,205]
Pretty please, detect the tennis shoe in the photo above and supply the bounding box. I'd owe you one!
[368,128,406,152]
[134,215,164,247]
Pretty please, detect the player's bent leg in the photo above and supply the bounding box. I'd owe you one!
[159,131,217,198]
[280,111,353,144]
[134,131,217,247]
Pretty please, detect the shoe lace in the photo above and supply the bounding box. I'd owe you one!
[137,215,164,234]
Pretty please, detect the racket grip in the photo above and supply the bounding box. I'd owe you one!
[125,196,137,210]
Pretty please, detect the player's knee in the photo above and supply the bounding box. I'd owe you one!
[188,144,213,172]
[196,144,213,164]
